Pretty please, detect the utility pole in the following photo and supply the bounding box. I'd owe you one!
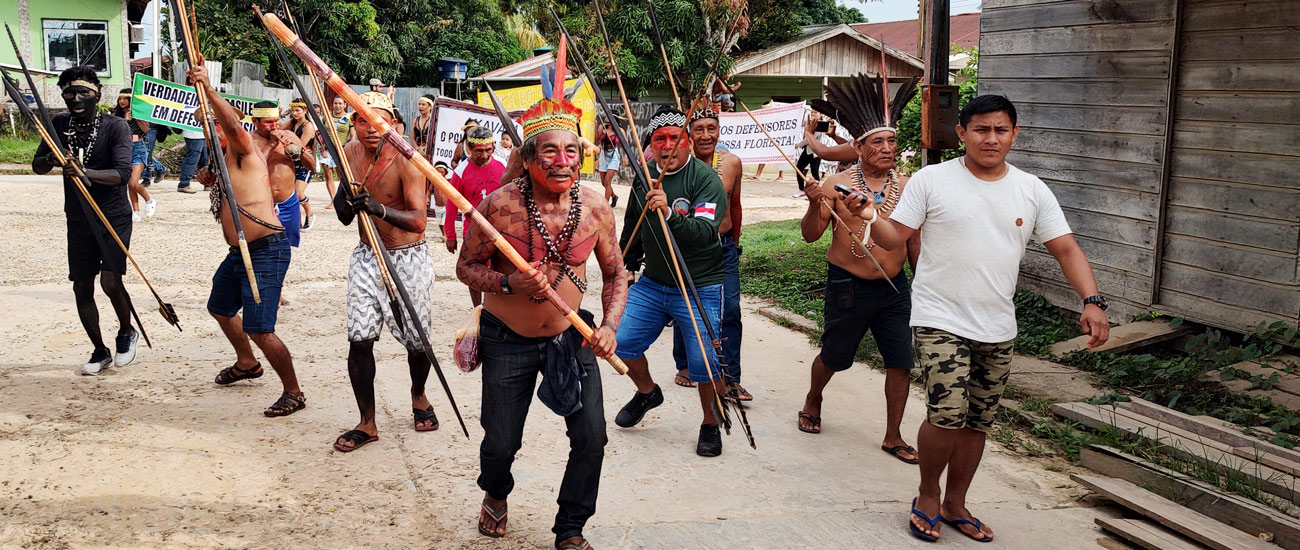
[152,0,162,78]
[922,0,950,167]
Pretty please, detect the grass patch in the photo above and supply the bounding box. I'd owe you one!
[0,133,40,165]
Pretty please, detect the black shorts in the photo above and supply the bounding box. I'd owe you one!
[819,262,913,371]
[67,216,131,282]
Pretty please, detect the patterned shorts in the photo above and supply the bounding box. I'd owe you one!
[346,241,434,351]
[914,326,1014,433]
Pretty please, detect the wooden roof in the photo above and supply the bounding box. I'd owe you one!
[732,24,923,78]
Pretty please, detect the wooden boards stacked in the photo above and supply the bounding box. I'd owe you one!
[1077,474,1279,550]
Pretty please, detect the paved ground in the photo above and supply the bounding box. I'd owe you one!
[0,173,1116,548]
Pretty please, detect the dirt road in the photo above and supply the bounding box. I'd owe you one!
[0,174,1113,548]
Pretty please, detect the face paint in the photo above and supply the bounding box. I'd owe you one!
[527,148,579,194]
[255,118,278,137]
[62,87,99,120]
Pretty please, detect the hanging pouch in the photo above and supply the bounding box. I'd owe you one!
[454,305,484,373]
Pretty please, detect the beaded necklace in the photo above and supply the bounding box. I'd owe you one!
[848,166,899,257]
[64,112,101,165]
[517,176,586,302]
[711,149,721,177]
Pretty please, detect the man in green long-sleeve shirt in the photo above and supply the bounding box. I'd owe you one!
[613,107,731,457]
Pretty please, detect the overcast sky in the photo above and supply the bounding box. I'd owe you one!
[846,0,983,24]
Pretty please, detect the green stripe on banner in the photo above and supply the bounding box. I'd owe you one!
[130,73,267,133]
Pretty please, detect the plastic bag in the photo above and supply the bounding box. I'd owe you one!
[454,306,483,373]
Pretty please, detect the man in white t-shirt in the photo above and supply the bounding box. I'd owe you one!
[851,95,1110,543]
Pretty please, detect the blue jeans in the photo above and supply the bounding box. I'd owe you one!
[672,234,742,381]
[143,127,165,181]
[616,277,723,383]
[476,311,606,544]
[179,138,208,188]
[206,234,291,333]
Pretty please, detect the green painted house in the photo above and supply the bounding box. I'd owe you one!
[1,0,154,93]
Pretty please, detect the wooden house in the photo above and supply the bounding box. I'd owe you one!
[978,0,1300,332]
[730,24,924,104]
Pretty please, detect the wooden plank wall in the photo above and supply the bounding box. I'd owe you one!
[745,34,923,78]
[980,0,1179,321]
[1157,0,1300,329]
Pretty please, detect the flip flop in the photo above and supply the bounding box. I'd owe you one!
[882,444,920,465]
[478,498,507,538]
[797,411,821,434]
[943,516,993,543]
[333,429,378,452]
[413,405,439,432]
[909,498,942,542]
[673,372,697,388]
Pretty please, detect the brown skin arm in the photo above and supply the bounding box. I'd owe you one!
[501,149,524,185]
[373,159,428,234]
[455,191,547,295]
[802,117,856,162]
[1043,234,1111,348]
[591,197,628,330]
[189,66,253,157]
[898,176,920,270]
[799,175,834,242]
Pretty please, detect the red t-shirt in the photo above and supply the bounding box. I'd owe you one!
[444,158,506,240]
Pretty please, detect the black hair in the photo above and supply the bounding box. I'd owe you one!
[465,125,493,142]
[56,66,101,93]
[958,94,1017,127]
[119,88,131,95]
[253,100,277,109]
[421,94,436,102]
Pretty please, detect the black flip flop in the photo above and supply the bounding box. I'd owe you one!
[798,411,821,434]
[478,498,507,538]
[414,405,439,432]
[673,372,697,388]
[214,362,263,385]
[333,429,378,452]
[883,444,920,464]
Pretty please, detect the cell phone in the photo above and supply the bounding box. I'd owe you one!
[833,183,856,197]
[816,120,830,132]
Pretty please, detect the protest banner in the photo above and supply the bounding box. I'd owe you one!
[130,73,263,133]
[429,98,523,167]
[717,101,807,165]
[477,79,597,173]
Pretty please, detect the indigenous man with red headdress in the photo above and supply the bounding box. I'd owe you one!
[456,91,627,550]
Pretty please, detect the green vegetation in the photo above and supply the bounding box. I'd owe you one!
[0,133,40,165]
[895,46,979,174]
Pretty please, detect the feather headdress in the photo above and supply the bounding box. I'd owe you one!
[522,38,582,141]
[810,73,918,141]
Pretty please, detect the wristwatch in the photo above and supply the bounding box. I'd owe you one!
[500,273,513,295]
[1083,295,1108,311]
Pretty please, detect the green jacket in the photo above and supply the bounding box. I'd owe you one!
[620,156,728,287]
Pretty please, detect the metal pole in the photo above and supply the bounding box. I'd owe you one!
[152,0,161,78]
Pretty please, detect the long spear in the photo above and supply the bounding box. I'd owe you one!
[261,4,470,437]
[2,26,180,338]
[260,12,628,376]
[718,79,898,292]
[480,80,522,147]
[644,1,681,110]
[169,0,261,303]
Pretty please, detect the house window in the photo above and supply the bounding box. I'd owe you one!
[43,20,110,76]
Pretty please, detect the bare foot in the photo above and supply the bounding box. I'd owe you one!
[279,296,290,306]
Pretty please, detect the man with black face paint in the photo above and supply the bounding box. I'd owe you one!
[33,66,138,376]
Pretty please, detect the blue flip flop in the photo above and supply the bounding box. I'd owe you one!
[908,498,942,542]
[943,516,993,543]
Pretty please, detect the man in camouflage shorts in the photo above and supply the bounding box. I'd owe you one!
[850,95,1111,543]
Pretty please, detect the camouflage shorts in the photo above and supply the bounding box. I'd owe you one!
[914,326,1013,433]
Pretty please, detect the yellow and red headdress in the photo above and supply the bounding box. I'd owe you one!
[521,99,582,142]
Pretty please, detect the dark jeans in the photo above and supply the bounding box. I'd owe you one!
[143,127,165,181]
[179,138,208,187]
[795,149,822,190]
[672,234,742,381]
[477,311,607,543]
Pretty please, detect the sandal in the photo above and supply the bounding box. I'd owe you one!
[883,444,920,465]
[478,497,507,538]
[797,411,821,434]
[333,429,378,452]
[414,405,439,432]
[731,383,753,402]
[909,498,942,542]
[942,516,993,543]
[673,371,697,388]
[556,537,592,550]
[263,392,306,417]
[214,362,263,385]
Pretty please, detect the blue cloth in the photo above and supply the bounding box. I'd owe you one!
[672,233,742,381]
[143,127,165,181]
[179,138,208,188]
[615,277,723,383]
[130,140,148,165]
[276,194,302,247]
[207,234,291,333]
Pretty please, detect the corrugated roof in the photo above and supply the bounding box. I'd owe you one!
[478,53,551,79]
[851,12,981,58]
